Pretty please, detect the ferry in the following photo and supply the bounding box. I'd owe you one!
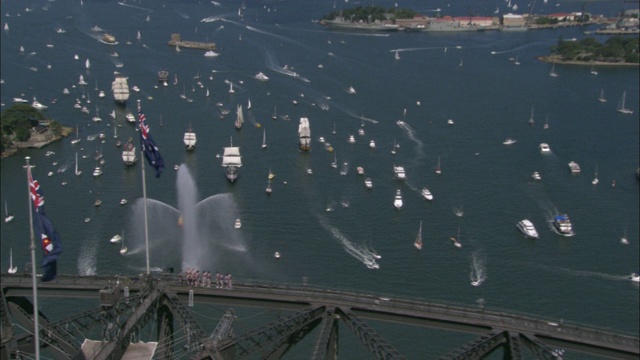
[568,161,581,174]
[553,214,575,237]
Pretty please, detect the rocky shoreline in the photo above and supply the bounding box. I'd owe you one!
[536,55,640,66]
[1,127,72,159]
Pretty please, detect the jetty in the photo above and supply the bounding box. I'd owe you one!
[167,33,216,50]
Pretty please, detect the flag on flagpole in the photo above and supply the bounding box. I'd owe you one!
[138,102,165,178]
[28,168,62,282]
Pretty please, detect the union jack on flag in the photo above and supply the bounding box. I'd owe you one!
[138,101,165,178]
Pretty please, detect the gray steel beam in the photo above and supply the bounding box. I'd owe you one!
[311,306,338,360]
[338,308,405,360]
[438,331,507,360]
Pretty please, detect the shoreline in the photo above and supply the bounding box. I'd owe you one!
[0,126,72,159]
[536,55,640,66]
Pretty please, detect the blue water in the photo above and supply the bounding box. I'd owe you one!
[1,0,638,357]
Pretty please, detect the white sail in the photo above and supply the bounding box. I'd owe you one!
[222,147,242,166]
[235,104,244,129]
[121,139,137,166]
[184,129,197,149]
[111,74,130,104]
[298,117,311,151]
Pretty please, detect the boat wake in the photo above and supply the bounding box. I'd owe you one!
[538,264,631,281]
[265,51,310,82]
[470,250,487,286]
[346,111,379,125]
[317,215,380,269]
[117,1,153,12]
[396,119,425,159]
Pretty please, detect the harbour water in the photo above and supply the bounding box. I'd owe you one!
[1,0,638,357]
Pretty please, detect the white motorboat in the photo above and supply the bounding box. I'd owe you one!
[503,138,517,145]
[393,165,406,180]
[31,98,48,110]
[568,161,581,174]
[347,86,356,95]
[364,178,373,189]
[539,143,551,153]
[516,219,539,239]
[234,218,242,229]
[421,187,433,201]
[447,119,454,125]
[348,135,356,144]
[92,165,102,177]
[393,189,403,210]
[450,227,462,248]
[110,234,122,243]
[126,113,136,123]
[120,198,127,205]
[369,140,376,149]
[274,251,281,259]
[630,273,639,282]
[553,214,575,237]
[532,172,542,180]
[356,167,364,175]
[204,50,219,57]
[255,72,269,81]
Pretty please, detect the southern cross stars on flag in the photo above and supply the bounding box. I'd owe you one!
[138,102,165,178]
[28,167,63,282]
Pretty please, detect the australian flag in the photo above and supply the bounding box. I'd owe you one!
[29,169,62,282]
[138,102,165,178]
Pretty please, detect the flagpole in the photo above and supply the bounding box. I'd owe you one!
[139,100,150,275]
[25,156,41,359]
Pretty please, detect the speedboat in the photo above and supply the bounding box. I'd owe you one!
[364,178,373,189]
[503,138,517,145]
[393,165,406,180]
[532,172,542,180]
[31,98,48,110]
[110,234,122,243]
[539,143,551,153]
[631,273,639,282]
[447,119,455,125]
[204,50,219,57]
[553,214,575,237]
[516,219,539,239]
[356,167,364,175]
[255,72,269,81]
[393,189,403,210]
[568,161,581,174]
[369,140,376,149]
[274,251,281,259]
[120,198,127,205]
[347,86,356,95]
[92,166,102,177]
[234,218,242,229]
[421,187,433,201]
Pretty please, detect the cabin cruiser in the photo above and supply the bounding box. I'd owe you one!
[631,273,639,282]
[421,187,433,201]
[356,167,364,175]
[347,86,356,95]
[204,50,219,57]
[539,143,551,153]
[568,161,581,174]
[348,135,356,144]
[255,72,269,82]
[393,165,406,180]
[92,166,102,177]
[516,219,539,239]
[393,189,403,210]
[532,172,541,180]
[369,140,376,149]
[503,138,516,145]
[31,98,48,110]
[234,218,242,229]
[364,178,373,189]
[553,214,575,237]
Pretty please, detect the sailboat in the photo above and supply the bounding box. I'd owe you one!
[590,65,598,75]
[222,137,242,182]
[228,82,235,94]
[235,104,244,129]
[7,248,17,274]
[298,117,311,151]
[75,152,82,176]
[331,151,338,169]
[265,179,273,194]
[543,114,549,130]
[272,105,278,120]
[122,137,137,166]
[616,91,633,114]
[92,106,102,122]
[261,128,267,149]
[71,125,81,144]
[592,164,599,185]
[332,121,336,135]
[435,156,442,174]
[414,221,423,250]
[247,98,252,110]
[549,64,558,77]
[459,57,463,67]
[184,125,197,151]
[450,227,462,248]
[119,230,128,255]
[395,50,400,60]
[391,139,397,155]
[4,201,14,223]
[598,89,607,103]
[528,106,535,126]
[620,228,629,245]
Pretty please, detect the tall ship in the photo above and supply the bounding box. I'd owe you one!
[222,137,242,182]
[234,104,244,130]
[111,73,130,105]
[121,138,137,166]
[184,126,196,151]
[298,117,311,151]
